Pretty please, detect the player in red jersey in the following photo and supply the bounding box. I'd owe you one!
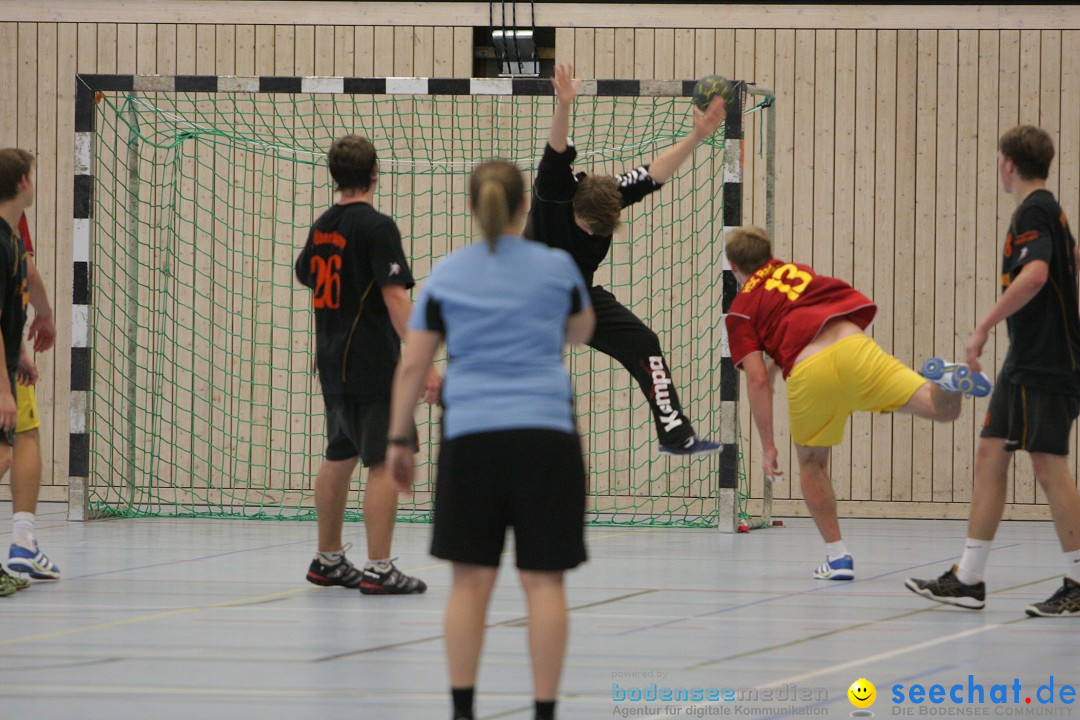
[724,226,989,580]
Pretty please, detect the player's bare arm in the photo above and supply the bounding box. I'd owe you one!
[25,255,55,353]
[386,328,442,494]
[966,259,1049,372]
[547,63,581,154]
[382,283,441,404]
[647,97,726,184]
[741,350,782,479]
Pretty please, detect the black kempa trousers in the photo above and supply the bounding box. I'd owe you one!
[585,286,696,448]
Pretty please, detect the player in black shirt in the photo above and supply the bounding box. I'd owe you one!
[0,148,33,597]
[296,135,439,595]
[524,64,727,455]
[907,126,1080,617]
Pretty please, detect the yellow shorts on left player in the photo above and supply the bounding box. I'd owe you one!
[16,382,40,434]
[786,333,925,447]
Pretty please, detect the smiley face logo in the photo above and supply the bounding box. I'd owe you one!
[848,678,876,709]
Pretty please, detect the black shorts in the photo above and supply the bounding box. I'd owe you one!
[430,429,588,571]
[981,377,1080,456]
[324,395,392,466]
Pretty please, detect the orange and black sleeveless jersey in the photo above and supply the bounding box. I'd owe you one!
[1000,189,1080,393]
[0,217,27,375]
[295,202,414,399]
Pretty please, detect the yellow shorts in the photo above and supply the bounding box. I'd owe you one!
[16,382,40,434]
[787,334,925,447]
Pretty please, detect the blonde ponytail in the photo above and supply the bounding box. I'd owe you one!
[477,179,509,251]
[469,159,525,252]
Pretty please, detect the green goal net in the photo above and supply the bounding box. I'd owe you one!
[86,83,735,526]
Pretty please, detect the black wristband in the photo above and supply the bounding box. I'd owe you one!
[387,436,412,447]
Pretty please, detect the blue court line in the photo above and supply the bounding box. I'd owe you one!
[756,664,959,720]
[618,544,1022,636]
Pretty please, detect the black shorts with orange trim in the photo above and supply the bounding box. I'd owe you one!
[981,375,1080,456]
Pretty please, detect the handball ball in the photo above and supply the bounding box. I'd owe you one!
[692,74,736,111]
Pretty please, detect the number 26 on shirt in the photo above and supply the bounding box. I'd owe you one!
[310,254,342,309]
[763,263,812,302]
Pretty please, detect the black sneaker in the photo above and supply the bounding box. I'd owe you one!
[359,559,427,595]
[1026,577,1080,618]
[306,553,364,588]
[905,565,986,609]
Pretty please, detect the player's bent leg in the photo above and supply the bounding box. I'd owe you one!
[585,287,715,453]
[898,381,962,423]
[919,357,992,398]
[519,569,568,706]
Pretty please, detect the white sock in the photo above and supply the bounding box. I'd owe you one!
[1064,549,1080,584]
[316,550,344,566]
[825,540,848,561]
[955,538,991,586]
[366,557,392,572]
[12,512,35,548]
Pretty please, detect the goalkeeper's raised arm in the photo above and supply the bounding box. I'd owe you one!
[646,95,726,184]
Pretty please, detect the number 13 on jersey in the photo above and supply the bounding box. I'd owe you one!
[764,263,812,301]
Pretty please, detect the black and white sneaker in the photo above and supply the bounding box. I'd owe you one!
[306,551,364,589]
[1026,577,1080,618]
[360,559,427,595]
[905,565,986,609]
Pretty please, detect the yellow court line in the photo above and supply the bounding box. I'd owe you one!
[0,586,319,648]
[0,528,648,648]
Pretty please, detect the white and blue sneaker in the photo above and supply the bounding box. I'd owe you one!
[659,436,722,457]
[813,554,854,581]
[920,358,992,398]
[8,542,61,580]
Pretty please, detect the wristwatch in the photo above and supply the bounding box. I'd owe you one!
[387,436,412,446]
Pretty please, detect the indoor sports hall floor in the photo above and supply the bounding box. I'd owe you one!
[0,502,1075,719]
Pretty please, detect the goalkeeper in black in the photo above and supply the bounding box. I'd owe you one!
[524,64,727,455]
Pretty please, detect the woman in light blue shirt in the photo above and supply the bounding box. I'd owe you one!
[386,159,594,720]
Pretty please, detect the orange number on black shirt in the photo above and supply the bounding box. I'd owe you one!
[311,255,342,309]
[763,263,812,301]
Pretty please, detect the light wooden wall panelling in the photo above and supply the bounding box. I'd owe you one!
[972,31,1001,508]
[890,29,917,503]
[951,29,980,505]
[996,30,1022,504]
[933,30,958,503]
[853,29,879,501]
[5,19,1080,517]
[833,29,858,500]
[910,29,937,503]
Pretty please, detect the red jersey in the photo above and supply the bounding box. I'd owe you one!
[17,213,33,254]
[726,259,877,377]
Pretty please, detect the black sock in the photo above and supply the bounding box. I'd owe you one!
[451,687,474,720]
[535,699,556,720]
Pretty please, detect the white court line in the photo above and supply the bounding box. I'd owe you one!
[753,624,1002,690]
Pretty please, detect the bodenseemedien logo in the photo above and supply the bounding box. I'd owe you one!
[848,677,876,717]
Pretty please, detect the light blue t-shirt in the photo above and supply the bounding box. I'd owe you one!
[409,234,590,439]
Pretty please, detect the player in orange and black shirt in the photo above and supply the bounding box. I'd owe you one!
[908,126,1080,617]
[295,135,439,595]
[725,226,986,582]
[524,64,727,456]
